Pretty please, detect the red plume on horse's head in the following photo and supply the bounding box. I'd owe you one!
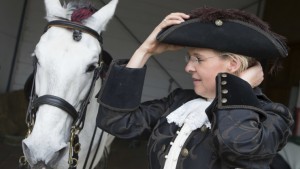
[71,5,97,23]
[44,0,118,33]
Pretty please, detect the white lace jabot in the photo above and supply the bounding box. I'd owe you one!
[166,98,212,130]
[163,98,213,169]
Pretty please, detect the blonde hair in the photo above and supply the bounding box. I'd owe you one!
[217,52,257,75]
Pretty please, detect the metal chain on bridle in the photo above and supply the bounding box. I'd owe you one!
[19,20,106,169]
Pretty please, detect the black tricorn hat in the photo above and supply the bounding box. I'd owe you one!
[157,7,288,60]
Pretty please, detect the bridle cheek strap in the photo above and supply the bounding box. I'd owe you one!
[32,95,78,120]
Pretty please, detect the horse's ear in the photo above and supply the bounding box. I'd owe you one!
[44,0,66,21]
[84,0,118,34]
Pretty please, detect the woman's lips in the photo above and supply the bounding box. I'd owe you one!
[192,78,201,85]
[192,78,201,81]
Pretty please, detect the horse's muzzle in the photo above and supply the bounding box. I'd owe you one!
[22,139,67,169]
[32,161,53,169]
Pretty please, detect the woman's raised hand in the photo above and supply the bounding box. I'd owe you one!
[141,12,190,55]
[239,62,264,88]
[127,13,189,68]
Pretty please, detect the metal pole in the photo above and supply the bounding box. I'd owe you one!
[6,0,29,92]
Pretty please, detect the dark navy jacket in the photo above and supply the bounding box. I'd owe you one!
[97,60,293,169]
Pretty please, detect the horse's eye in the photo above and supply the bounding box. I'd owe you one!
[33,56,40,65]
[86,64,96,72]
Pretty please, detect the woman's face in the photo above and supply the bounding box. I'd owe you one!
[185,48,231,99]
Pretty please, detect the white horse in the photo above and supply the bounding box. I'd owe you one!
[21,0,118,168]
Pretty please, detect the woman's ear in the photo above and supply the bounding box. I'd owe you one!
[227,56,241,74]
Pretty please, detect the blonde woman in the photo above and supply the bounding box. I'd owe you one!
[97,7,293,169]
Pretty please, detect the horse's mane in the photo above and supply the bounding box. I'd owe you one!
[64,1,97,23]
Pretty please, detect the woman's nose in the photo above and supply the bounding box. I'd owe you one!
[185,62,195,73]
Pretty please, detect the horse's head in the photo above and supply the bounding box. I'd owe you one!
[22,0,117,168]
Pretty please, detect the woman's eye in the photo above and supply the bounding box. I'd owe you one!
[86,64,96,72]
[196,57,203,63]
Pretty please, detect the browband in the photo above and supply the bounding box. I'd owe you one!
[45,20,103,45]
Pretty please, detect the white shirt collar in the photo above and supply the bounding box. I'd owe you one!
[166,98,212,130]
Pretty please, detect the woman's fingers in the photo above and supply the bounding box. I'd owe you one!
[239,62,264,88]
[160,12,190,27]
[164,12,190,21]
[138,12,189,56]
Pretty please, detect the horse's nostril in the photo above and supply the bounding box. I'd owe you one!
[46,145,68,167]
[58,146,68,155]
[22,141,29,154]
[22,141,34,166]
[56,146,68,160]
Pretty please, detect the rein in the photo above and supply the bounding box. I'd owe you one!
[19,20,106,169]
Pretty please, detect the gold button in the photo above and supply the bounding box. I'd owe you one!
[215,19,223,26]
[221,81,227,85]
[221,98,227,103]
[181,148,189,157]
[221,74,227,77]
[222,89,228,94]
[201,125,207,132]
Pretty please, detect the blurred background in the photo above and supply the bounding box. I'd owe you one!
[0,0,300,168]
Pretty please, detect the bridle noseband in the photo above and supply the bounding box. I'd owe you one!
[19,20,105,169]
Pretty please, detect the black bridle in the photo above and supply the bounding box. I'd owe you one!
[19,20,105,169]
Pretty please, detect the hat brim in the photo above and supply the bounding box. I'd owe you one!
[156,18,288,59]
